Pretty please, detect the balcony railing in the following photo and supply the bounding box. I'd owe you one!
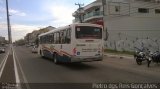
[73,11,103,23]
[84,11,103,20]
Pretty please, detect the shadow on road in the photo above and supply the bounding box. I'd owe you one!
[60,62,98,70]
[42,57,98,70]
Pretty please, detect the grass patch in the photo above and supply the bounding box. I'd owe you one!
[104,49,134,55]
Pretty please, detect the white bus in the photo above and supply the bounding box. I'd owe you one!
[38,23,103,64]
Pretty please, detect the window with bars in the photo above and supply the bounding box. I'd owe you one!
[138,8,149,13]
[155,9,160,14]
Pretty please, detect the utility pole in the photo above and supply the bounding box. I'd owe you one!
[102,0,109,41]
[75,3,84,23]
[6,0,12,44]
[102,0,106,17]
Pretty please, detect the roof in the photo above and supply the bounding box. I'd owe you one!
[39,23,102,37]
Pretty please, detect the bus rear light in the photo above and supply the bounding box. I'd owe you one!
[73,48,77,55]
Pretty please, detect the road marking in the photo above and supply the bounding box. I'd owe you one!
[0,47,10,69]
[13,48,20,84]
[0,52,8,71]
[13,47,31,89]
[0,51,9,78]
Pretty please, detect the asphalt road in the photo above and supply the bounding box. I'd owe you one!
[0,47,9,63]
[14,46,160,82]
[0,46,160,89]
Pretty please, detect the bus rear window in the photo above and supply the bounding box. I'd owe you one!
[75,26,102,39]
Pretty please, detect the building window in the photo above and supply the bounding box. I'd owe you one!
[95,8,100,11]
[115,6,120,12]
[155,9,160,14]
[138,8,149,13]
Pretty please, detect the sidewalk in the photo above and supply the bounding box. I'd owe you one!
[104,52,134,59]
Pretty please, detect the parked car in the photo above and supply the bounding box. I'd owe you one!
[32,46,38,53]
[0,48,5,53]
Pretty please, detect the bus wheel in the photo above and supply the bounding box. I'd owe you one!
[54,54,59,64]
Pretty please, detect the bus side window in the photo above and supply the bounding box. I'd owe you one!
[47,35,50,44]
[45,36,47,44]
[42,36,45,44]
[54,33,57,44]
[60,31,64,44]
[66,28,71,44]
[45,36,48,44]
[46,35,49,44]
[46,35,48,44]
[55,32,58,44]
[61,30,66,44]
[49,34,52,44]
[57,32,60,44]
[44,36,46,44]
[52,33,54,44]
[40,37,42,44]
[63,30,67,44]
[41,36,43,44]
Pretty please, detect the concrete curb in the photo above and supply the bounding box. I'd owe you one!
[104,54,133,59]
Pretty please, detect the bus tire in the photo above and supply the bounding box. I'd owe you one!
[54,54,59,64]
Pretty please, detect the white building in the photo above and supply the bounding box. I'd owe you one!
[73,0,160,52]
[0,36,5,43]
[72,0,104,25]
[103,0,160,52]
[24,26,55,45]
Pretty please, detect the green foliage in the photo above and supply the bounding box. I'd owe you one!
[15,39,25,46]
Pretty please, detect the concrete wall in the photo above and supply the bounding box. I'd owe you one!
[104,1,160,52]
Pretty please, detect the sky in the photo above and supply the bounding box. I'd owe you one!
[0,0,95,42]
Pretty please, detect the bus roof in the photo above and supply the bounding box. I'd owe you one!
[38,23,102,37]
